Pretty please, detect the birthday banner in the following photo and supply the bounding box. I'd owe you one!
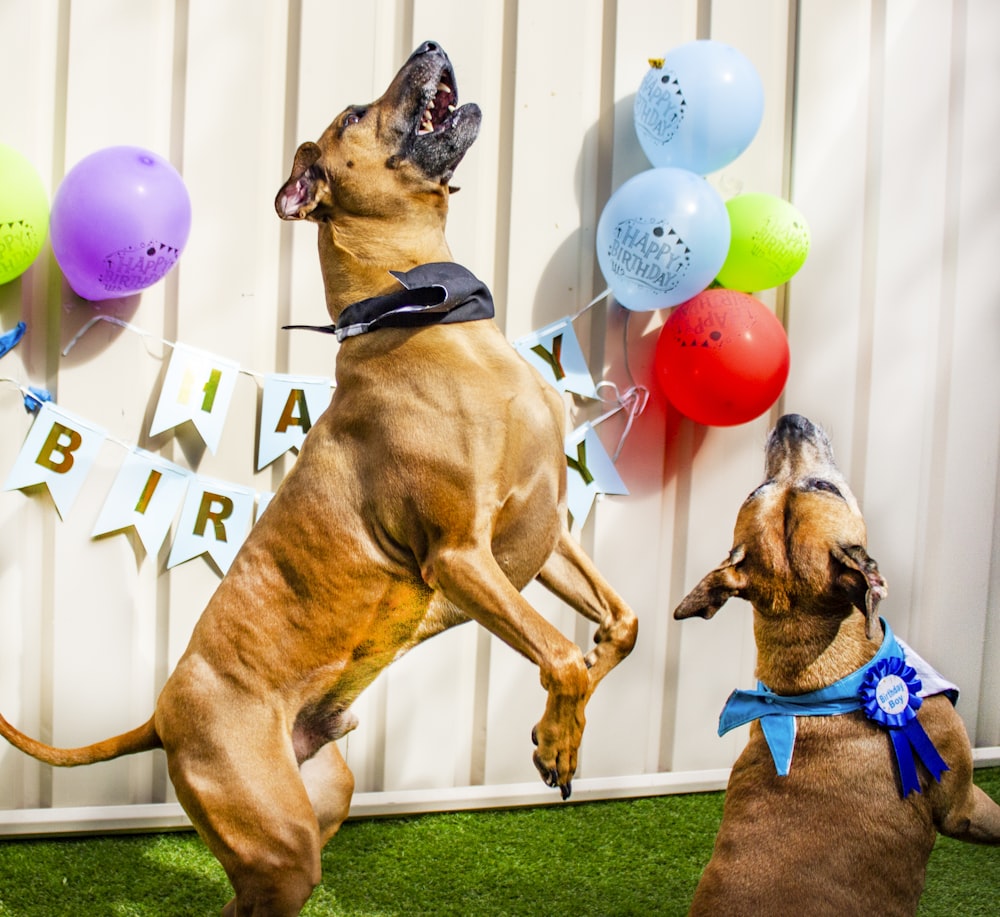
[3,310,632,576]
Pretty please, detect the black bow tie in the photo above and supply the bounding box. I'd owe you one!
[283,262,494,342]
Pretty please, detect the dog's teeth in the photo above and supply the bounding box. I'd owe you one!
[447,105,456,113]
[438,82,451,93]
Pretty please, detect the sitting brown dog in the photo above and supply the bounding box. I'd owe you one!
[0,42,636,916]
[675,413,1000,916]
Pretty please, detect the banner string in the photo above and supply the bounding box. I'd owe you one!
[62,315,273,384]
[1,377,52,413]
[2,376,138,453]
[62,315,167,359]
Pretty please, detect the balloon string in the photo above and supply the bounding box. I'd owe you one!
[567,293,648,462]
[592,382,649,462]
[621,308,638,393]
[573,287,611,321]
[591,304,650,461]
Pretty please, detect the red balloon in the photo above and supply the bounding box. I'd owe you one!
[655,289,790,426]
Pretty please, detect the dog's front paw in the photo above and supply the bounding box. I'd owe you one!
[532,749,573,799]
[531,723,575,799]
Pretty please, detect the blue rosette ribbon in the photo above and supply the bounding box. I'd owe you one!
[860,656,949,797]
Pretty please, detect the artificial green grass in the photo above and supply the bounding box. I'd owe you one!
[0,769,996,915]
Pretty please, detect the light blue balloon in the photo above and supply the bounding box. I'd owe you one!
[596,167,730,312]
[634,40,764,174]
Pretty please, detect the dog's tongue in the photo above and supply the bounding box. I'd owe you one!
[278,179,311,219]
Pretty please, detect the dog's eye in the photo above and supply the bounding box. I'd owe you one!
[342,110,363,128]
[808,479,843,498]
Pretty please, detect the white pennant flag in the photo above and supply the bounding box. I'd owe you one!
[3,402,107,519]
[149,343,240,453]
[564,422,629,527]
[514,318,599,399]
[166,476,255,575]
[92,448,190,552]
[257,374,333,470]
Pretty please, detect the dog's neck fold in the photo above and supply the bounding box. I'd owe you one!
[318,205,453,319]
[753,611,884,696]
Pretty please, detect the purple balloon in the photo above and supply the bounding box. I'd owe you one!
[50,146,191,301]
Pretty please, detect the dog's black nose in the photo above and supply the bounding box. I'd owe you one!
[775,413,815,439]
[416,40,442,56]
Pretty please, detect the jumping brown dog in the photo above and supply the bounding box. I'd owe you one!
[0,42,636,915]
[675,413,1000,916]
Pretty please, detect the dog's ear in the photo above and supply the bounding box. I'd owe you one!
[275,142,331,221]
[831,544,888,639]
[674,545,748,621]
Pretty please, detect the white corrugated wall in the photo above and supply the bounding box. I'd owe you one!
[0,0,997,835]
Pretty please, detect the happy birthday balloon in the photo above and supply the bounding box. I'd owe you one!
[50,146,191,301]
[716,193,810,292]
[654,288,789,426]
[596,167,730,312]
[0,145,49,285]
[634,40,764,175]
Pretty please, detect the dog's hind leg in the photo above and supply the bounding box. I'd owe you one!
[168,743,323,916]
[536,529,638,696]
[300,741,355,846]
[946,784,1000,843]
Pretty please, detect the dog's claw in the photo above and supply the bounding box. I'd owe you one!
[531,727,574,799]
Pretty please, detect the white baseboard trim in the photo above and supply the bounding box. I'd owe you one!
[0,769,732,838]
[1,752,997,838]
[973,745,1000,767]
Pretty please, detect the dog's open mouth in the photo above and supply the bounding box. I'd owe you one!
[418,76,458,136]
[405,51,481,181]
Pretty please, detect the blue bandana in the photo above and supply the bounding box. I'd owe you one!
[719,619,957,797]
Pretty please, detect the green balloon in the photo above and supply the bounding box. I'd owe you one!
[0,144,50,285]
[716,193,809,292]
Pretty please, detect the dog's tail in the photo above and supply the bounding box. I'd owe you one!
[0,712,161,767]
